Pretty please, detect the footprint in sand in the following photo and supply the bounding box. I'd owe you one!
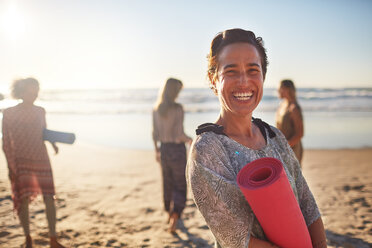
[144,207,155,214]
[349,197,371,208]
[57,215,69,221]
[198,225,209,230]
[0,231,11,238]
[38,232,49,238]
[90,241,102,246]
[342,184,365,192]
[0,195,11,202]
[121,194,129,201]
[105,239,118,246]
[186,199,196,208]
[139,226,152,231]
[34,238,49,245]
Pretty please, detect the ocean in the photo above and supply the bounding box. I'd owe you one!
[1,87,371,150]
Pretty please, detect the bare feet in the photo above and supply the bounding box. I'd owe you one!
[25,235,32,248]
[168,212,179,233]
[50,236,65,248]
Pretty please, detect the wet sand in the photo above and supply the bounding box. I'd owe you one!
[0,142,371,247]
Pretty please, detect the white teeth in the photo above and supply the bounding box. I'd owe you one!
[233,92,253,100]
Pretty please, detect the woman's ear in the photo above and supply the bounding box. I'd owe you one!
[209,72,218,95]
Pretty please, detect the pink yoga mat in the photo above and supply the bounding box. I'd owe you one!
[237,157,312,248]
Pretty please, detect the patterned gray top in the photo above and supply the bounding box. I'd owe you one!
[186,124,320,248]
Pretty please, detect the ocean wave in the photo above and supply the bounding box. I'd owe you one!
[1,87,371,115]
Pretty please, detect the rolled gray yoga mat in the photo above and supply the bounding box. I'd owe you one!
[43,129,76,144]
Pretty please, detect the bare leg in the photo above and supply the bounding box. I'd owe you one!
[168,212,179,233]
[43,196,65,248]
[19,198,32,248]
[25,234,32,248]
[43,196,56,236]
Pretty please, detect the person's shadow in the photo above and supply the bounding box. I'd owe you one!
[326,230,372,248]
[168,224,372,248]
[170,219,212,248]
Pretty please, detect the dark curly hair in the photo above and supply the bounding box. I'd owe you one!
[11,77,39,99]
[207,28,268,87]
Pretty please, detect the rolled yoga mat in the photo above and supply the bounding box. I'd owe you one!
[43,129,76,144]
[237,157,312,248]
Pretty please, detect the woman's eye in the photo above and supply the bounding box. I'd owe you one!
[225,70,237,76]
[248,68,259,74]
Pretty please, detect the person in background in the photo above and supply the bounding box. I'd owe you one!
[187,28,326,247]
[2,78,65,248]
[152,78,192,233]
[276,79,304,165]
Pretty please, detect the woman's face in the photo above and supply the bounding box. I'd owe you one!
[213,43,264,117]
[278,86,289,99]
[22,84,39,104]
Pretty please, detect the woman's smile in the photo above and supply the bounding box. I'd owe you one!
[232,90,254,101]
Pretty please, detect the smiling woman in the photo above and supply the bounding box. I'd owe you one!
[187,28,327,248]
[1,3,26,40]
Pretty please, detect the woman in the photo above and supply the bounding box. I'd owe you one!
[152,78,192,232]
[2,78,65,248]
[187,29,327,247]
[276,79,304,165]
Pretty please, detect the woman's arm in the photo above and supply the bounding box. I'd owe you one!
[175,105,192,144]
[153,140,161,163]
[288,104,303,147]
[152,110,161,162]
[308,217,327,248]
[2,111,16,180]
[42,108,59,154]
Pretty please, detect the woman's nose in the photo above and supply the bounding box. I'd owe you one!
[238,72,249,85]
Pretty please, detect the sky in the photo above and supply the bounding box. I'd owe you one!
[0,0,371,91]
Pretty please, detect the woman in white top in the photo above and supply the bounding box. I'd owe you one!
[152,78,192,232]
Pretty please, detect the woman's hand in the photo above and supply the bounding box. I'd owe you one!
[248,237,280,248]
[155,150,161,163]
[8,169,16,181]
[52,143,59,155]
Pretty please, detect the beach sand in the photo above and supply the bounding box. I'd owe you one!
[0,142,371,247]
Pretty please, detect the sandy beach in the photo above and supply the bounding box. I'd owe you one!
[0,142,371,248]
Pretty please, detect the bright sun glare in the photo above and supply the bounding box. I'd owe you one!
[1,3,25,40]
